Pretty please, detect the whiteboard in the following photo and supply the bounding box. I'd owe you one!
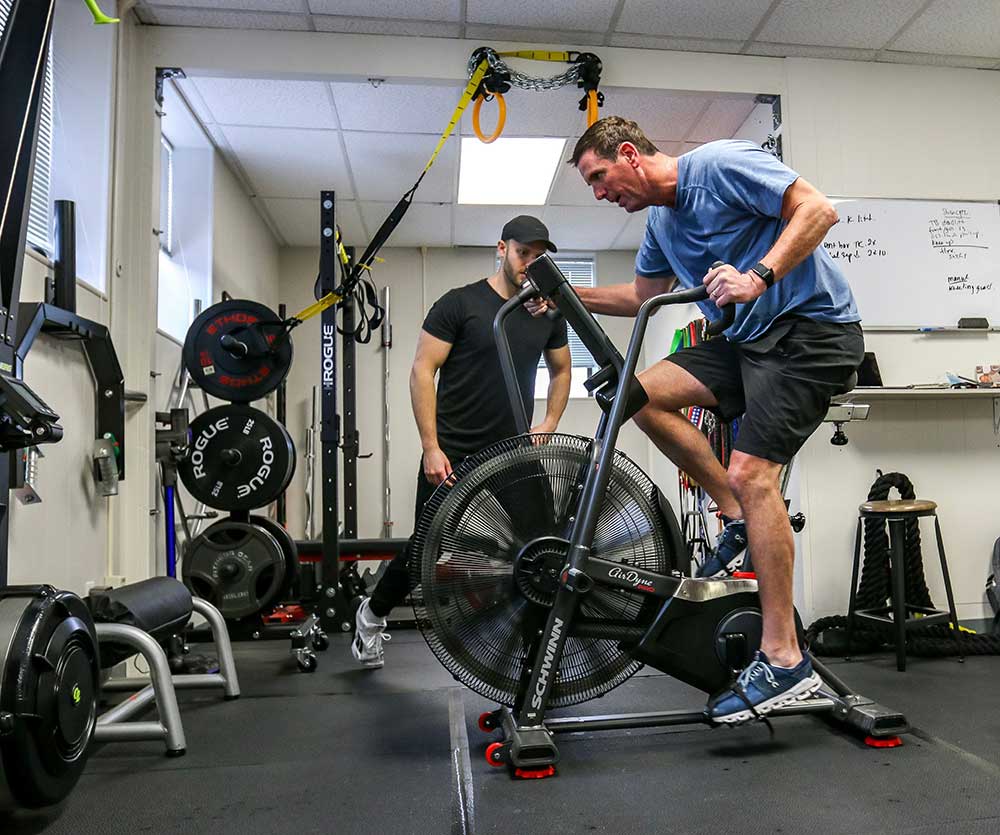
[822,198,1000,328]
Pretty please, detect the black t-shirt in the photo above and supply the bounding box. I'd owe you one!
[422,278,568,459]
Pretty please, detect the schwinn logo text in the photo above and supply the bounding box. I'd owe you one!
[608,566,655,591]
[529,617,564,713]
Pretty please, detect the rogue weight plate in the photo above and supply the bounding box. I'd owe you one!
[183,521,287,619]
[179,404,296,511]
[182,299,293,402]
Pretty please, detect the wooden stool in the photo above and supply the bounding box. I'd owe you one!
[846,499,963,671]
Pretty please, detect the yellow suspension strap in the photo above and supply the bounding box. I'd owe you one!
[273,62,489,347]
[468,47,605,143]
[82,0,119,24]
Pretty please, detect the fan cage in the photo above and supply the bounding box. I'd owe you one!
[410,433,676,708]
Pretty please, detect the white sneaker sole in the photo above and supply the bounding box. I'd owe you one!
[711,672,823,725]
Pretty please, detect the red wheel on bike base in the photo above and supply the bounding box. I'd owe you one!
[478,712,497,733]
[485,742,507,767]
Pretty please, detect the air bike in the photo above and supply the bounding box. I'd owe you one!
[409,255,909,779]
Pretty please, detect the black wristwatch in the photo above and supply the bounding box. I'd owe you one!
[749,262,775,289]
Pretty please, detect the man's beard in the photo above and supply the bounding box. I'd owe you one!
[501,255,521,289]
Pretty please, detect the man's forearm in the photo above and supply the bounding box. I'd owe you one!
[542,369,571,427]
[576,283,644,316]
[763,200,838,281]
[410,368,439,451]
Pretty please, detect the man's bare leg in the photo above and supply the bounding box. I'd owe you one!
[727,451,801,667]
[635,359,742,519]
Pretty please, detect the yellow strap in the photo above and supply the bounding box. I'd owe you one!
[293,292,343,324]
[497,50,572,62]
[421,60,489,175]
[83,0,119,23]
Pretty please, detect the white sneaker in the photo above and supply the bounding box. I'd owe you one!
[351,598,390,668]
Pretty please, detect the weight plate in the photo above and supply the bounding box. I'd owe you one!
[183,521,287,620]
[248,514,299,604]
[179,404,296,511]
[0,588,99,811]
[182,299,293,403]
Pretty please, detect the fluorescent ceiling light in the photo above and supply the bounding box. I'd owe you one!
[458,137,566,205]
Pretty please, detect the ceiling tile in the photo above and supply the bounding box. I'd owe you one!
[757,0,927,50]
[745,42,878,61]
[598,87,714,141]
[263,197,366,247]
[331,81,465,134]
[452,206,540,246]
[360,202,452,246]
[307,0,461,21]
[616,0,774,40]
[189,77,338,129]
[464,24,605,47]
[611,211,649,250]
[548,150,598,207]
[146,8,311,29]
[458,84,590,138]
[148,0,304,10]
[313,16,461,37]
[343,131,456,202]
[174,77,217,125]
[609,33,744,53]
[890,0,1000,57]
[220,125,352,198]
[687,97,758,143]
[540,206,629,251]
[467,0,616,31]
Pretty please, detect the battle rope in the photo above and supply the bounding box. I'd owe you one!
[806,471,1000,656]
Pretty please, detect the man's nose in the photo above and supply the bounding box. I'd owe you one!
[593,185,607,200]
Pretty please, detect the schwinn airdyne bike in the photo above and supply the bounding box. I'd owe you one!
[410,255,908,778]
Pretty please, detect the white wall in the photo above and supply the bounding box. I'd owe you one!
[278,244,649,541]
[780,58,1000,623]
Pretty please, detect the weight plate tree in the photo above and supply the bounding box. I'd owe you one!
[178,404,296,512]
[410,434,674,709]
[0,586,100,811]
[182,520,292,620]
[182,299,293,402]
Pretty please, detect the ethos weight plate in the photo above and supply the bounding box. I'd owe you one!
[178,404,295,511]
[182,299,293,402]
[183,521,288,620]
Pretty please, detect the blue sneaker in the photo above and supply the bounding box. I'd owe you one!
[697,517,749,578]
[707,651,822,724]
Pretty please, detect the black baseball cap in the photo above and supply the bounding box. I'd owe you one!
[501,215,557,252]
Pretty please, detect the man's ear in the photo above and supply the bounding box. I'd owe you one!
[619,141,641,168]
[497,239,507,258]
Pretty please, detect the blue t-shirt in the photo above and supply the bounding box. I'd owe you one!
[635,139,859,343]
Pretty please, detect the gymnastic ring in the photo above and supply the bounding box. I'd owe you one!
[472,93,506,143]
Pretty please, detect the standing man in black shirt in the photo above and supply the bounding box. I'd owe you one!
[352,216,572,668]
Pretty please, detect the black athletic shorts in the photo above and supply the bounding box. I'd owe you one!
[666,316,864,464]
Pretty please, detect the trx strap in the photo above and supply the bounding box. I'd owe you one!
[277,46,604,343]
[83,0,119,24]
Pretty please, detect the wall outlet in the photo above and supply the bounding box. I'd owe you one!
[103,575,127,588]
